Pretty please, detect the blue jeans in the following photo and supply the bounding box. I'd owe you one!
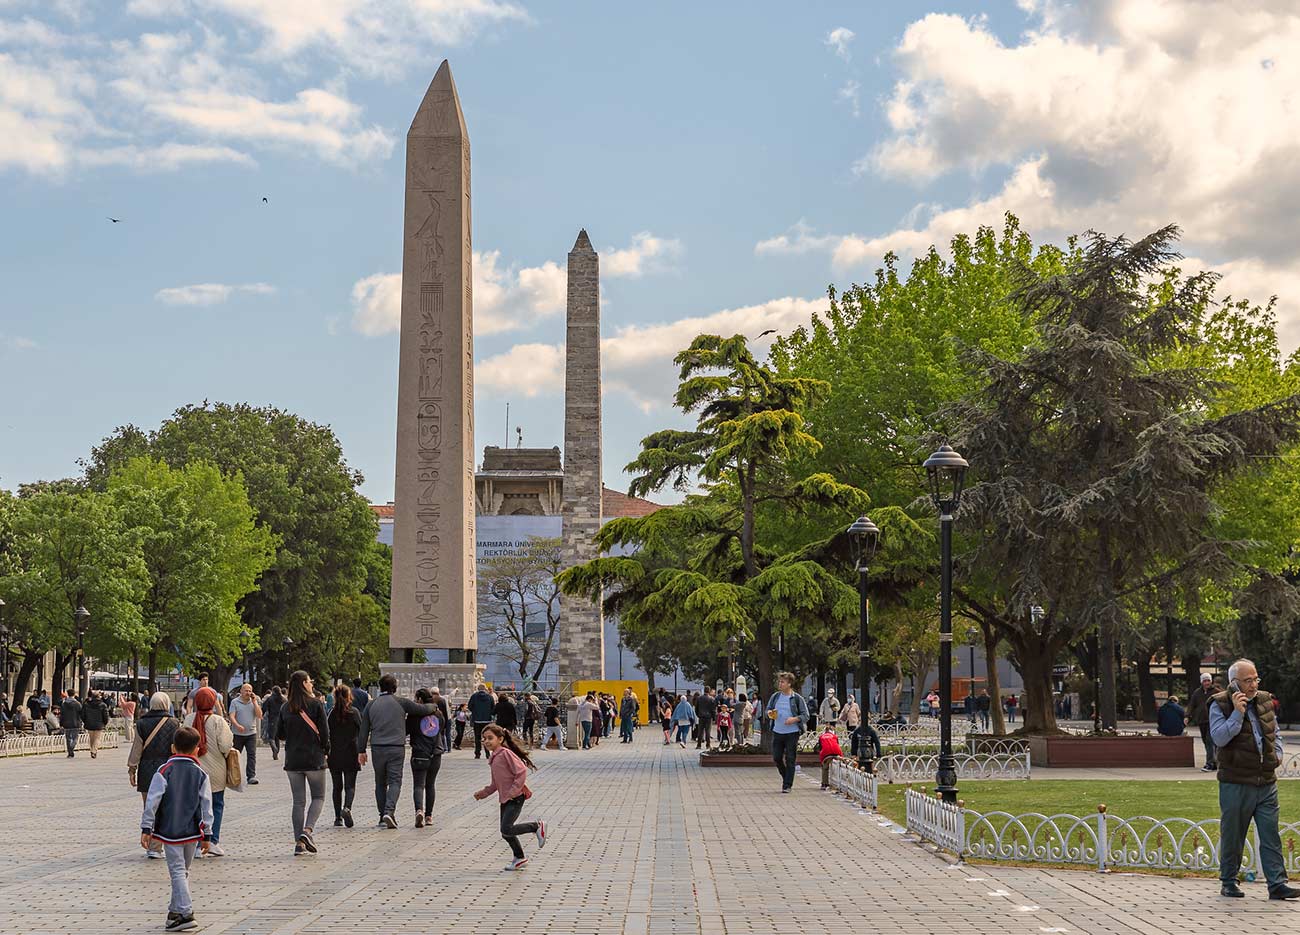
[210,790,224,843]
[164,842,197,915]
[1219,781,1288,888]
[581,721,593,748]
[64,728,79,756]
[620,718,634,742]
[674,723,691,743]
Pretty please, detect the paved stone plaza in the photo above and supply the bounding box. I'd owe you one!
[2,731,1297,935]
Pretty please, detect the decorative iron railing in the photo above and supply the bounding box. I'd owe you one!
[826,757,879,808]
[0,730,122,757]
[879,751,1031,783]
[904,788,966,854]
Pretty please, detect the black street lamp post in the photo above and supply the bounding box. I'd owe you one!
[968,630,978,727]
[924,442,969,805]
[0,597,8,706]
[74,605,90,699]
[726,634,739,690]
[847,514,880,771]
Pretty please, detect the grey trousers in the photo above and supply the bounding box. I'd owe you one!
[371,745,405,818]
[287,769,326,839]
[164,842,197,915]
[1219,780,1289,888]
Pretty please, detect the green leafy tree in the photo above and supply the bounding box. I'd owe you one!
[559,334,872,703]
[946,227,1300,731]
[107,457,276,687]
[0,489,148,697]
[84,402,377,675]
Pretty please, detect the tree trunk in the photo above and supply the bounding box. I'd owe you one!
[754,619,774,752]
[1135,654,1156,721]
[835,666,848,706]
[148,645,159,695]
[51,650,67,699]
[814,665,826,707]
[1008,632,1060,733]
[11,651,41,711]
[980,621,1006,735]
[1096,526,1119,730]
[1182,650,1203,695]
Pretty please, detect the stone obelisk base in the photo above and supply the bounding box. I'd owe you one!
[380,662,486,705]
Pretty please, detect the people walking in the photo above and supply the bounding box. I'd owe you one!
[840,694,861,756]
[540,698,564,751]
[473,724,546,871]
[356,674,438,828]
[671,694,696,748]
[227,683,262,785]
[976,689,992,731]
[121,692,138,742]
[82,691,110,758]
[128,692,181,859]
[139,725,213,931]
[327,683,361,828]
[408,688,445,828]
[695,688,717,750]
[1186,673,1219,771]
[350,678,370,713]
[182,687,234,857]
[1005,694,1019,724]
[494,691,518,733]
[767,672,809,793]
[818,689,840,727]
[276,670,330,856]
[1209,659,1299,899]
[523,694,541,746]
[577,692,599,749]
[468,683,495,758]
[619,689,638,743]
[57,692,83,757]
[659,696,673,745]
[262,686,284,761]
[452,703,469,750]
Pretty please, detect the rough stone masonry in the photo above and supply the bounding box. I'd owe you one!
[557,230,604,681]
[389,60,477,655]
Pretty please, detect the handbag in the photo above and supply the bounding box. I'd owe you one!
[225,747,243,789]
[411,755,434,770]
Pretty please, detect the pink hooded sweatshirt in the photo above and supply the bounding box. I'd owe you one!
[477,745,530,803]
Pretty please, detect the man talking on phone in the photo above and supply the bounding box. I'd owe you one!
[1209,658,1299,899]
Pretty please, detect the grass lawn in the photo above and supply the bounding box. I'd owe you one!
[875,778,1300,827]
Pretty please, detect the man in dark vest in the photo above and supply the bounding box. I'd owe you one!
[1209,658,1299,899]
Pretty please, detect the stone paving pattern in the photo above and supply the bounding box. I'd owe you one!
[2,730,1299,934]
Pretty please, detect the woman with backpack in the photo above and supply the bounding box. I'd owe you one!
[407,687,444,828]
[127,691,180,858]
[276,670,330,856]
[327,683,361,828]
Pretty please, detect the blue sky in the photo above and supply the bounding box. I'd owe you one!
[4,1,1298,503]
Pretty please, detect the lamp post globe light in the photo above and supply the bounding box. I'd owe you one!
[74,604,90,699]
[847,513,880,771]
[923,442,969,805]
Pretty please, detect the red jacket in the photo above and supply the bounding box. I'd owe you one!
[817,731,842,762]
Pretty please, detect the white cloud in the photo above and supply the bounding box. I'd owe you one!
[352,232,680,338]
[826,26,855,61]
[350,272,401,336]
[602,231,683,278]
[155,282,275,305]
[172,0,528,77]
[475,343,565,398]
[81,142,255,170]
[770,2,1300,346]
[837,80,861,119]
[477,296,827,412]
[0,333,37,351]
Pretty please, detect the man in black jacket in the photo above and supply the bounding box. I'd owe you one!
[1185,672,1218,771]
[81,691,111,758]
[468,684,496,759]
[695,688,718,750]
[57,693,83,757]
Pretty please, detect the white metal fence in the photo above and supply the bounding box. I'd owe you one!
[1280,752,1300,778]
[0,730,122,757]
[879,751,1031,783]
[903,795,1300,877]
[904,788,966,854]
[826,758,879,808]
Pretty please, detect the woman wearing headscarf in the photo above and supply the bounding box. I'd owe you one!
[127,692,179,858]
[183,686,235,857]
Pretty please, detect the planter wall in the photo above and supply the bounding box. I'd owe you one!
[1028,733,1194,768]
[699,752,823,768]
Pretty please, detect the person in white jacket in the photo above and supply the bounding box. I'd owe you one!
[182,687,234,857]
[818,689,841,725]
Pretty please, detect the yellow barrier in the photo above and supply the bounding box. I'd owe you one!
[571,679,651,725]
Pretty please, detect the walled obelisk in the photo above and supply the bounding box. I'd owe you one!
[389,60,478,671]
[557,230,604,682]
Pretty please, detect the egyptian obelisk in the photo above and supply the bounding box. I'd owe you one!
[389,60,478,667]
[557,230,604,681]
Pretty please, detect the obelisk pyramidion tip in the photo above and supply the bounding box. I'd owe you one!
[409,59,467,138]
[571,228,594,252]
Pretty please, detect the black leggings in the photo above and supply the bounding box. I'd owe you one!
[330,767,357,818]
[412,756,441,814]
[500,794,538,860]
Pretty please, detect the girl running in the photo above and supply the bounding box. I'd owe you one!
[473,724,547,870]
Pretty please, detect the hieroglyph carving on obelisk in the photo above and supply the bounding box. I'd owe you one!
[390,60,476,652]
[557,230,604,680]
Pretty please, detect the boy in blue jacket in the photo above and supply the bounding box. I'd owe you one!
[140,725,213,932]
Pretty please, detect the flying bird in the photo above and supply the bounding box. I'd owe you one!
[756,328,777,339]
[107,217,122,223]
[262,197,269,204]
